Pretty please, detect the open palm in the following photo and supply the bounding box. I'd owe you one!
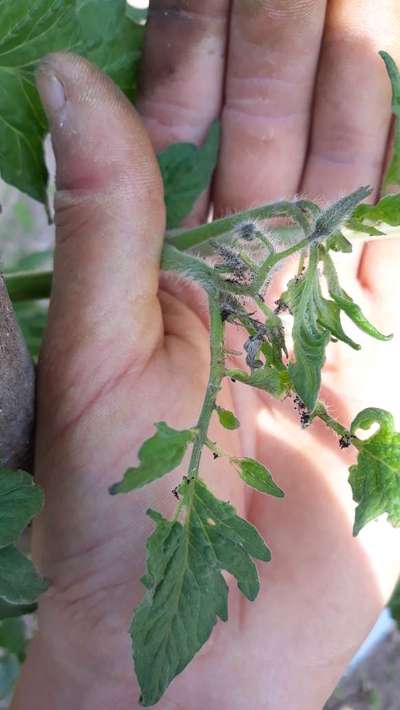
[13,6,400,706]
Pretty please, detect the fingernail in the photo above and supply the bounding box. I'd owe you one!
[36,63,66,120]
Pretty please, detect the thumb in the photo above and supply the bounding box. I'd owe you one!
[36,53,165,377]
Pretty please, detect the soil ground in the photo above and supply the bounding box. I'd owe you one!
[325,629,400,710]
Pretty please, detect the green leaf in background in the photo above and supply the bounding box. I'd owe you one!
[0,651,19,700]
[0,0,80,203]
[132,478,270,706]
[0,0,144,204]
[5,249,53,273]
[380,51,400,190]
[83,4,144,99]
[322,251,392,342]
[388,578,400,629]
[233,458,284,497]
[0,545,48,604]
[14,303,48,361]
[215,405,240,430]
[5,250,52,360]
[0,598,36,620]
[158,120,221,228]
[347,194,400,235]
[109,423,194,495]
[349,408,400,535]
[0,469,44,548]
[0,618,27,661]
[126,4,148,24]
[282,248,330,412]
[76,0,126,41]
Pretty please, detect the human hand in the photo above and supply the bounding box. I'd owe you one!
[11,6,400,708]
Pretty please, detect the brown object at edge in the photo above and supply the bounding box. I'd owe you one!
[0,276,35,472]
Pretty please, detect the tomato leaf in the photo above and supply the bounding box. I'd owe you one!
[83,6,143,99]
[0,469,44,548]
[325,231,353,253]
[281,248,330,412]
[109,423,194,495]
[132,479,270,706]
[0,618,27,660]
[215,406,240,430]
[322,251,392,342]
[0,598,36,620]
[380,51,400,190]
[0,651,19,700]
[316,297,361,350]
[158,120,220,228]
[226,367,290,399]
[347,194,400,235]
[0,546,48,604]
[0,0,80,202]
[349,408,400,535]
[0,0,143,203]
[76,0,126,41]
[233,458,284,497]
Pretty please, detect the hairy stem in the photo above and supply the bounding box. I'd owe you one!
[167,200,313,251]
[187,297,225,478]
[314,402,352,439]
[253,234,313,293]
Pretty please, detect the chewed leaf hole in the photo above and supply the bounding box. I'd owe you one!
[355,421,380,440]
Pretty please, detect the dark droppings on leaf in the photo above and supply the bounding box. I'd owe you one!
[339,434,352,449]
[293,395,311,428]
[235,221,258,241]
[172,487,180,499]
[212,452,219,460]
[300,412,311,428]
[274,299,291,315]
[230,378,236,383]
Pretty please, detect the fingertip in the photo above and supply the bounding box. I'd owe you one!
[36,52,164,201]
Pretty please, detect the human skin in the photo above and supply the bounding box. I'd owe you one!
[11,3,400,709]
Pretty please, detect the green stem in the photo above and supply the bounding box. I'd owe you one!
[255,294,274,319]
[167,200,313,251]
[4,246,256,304]
[254,230,275,253]
[187,297,225,479]
[253,234,312,293]
[313,402,351,439]
[4,270,53,302]
[297,251,306,277]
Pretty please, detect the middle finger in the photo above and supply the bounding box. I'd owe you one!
[213,0,327,214]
